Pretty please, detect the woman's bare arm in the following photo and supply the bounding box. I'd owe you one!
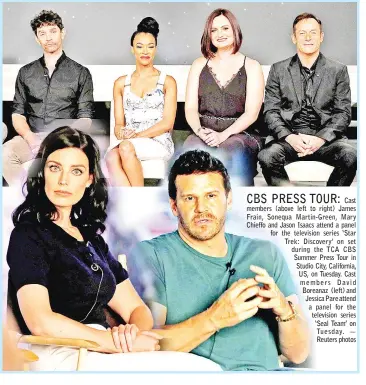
[113,76,127,140]
[185,57,207,136]
[108,279,154,331]
[17,284,120,353]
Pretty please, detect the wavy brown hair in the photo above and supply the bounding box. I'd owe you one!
[201,8,242,59]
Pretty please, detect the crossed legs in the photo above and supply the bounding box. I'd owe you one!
[105,141,144,187]
[106,138,171,186]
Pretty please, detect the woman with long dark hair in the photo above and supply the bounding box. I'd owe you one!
[184,8,264,185]
[106,17,177,186]
[7,126,161,370]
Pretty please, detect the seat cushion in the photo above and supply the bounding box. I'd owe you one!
[285,161,333,182]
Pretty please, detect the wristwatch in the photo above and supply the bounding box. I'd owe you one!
[276,301,298,322]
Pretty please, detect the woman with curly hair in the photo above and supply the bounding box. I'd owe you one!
[106,17,177,186]
[6,126,161,370]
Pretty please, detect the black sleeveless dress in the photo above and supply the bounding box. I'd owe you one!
[184,56,262,185]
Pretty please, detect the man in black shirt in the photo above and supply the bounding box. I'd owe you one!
[3,10,94,186]
[258,13,356,186]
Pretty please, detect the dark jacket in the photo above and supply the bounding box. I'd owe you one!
[263,53,351,146]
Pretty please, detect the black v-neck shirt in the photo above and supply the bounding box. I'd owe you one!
[7,219,128,334]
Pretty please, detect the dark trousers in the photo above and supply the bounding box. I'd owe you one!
[258,139,357,186]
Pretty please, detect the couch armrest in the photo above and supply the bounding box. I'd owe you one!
[18,335,99,350]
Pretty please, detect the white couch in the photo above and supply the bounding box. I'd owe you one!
[3,64,357,183]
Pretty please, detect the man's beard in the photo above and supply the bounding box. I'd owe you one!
[178,212,226,241]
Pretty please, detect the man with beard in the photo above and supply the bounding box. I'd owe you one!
[3,10,94,186]
[128,150,310,371]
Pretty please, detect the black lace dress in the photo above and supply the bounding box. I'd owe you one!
[184,56,262,185]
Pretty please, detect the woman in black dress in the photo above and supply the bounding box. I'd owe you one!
[185,8,264,185]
